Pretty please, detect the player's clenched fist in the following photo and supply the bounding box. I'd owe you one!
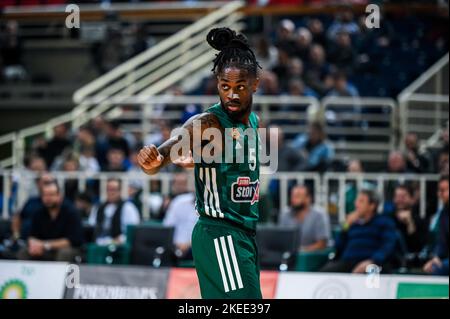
[137,145,164,171]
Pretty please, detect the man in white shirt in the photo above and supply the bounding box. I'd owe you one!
[163,175,198,258]
[88,179,140,245]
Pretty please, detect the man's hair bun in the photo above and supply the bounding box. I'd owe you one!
[206,27,249,51]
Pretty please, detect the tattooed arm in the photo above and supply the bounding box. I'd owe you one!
[137,112,223,175]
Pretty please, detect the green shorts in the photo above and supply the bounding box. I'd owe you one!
[191,216,262,299]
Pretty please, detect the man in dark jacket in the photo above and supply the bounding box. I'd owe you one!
[321,189,397,273]
[17,181,83,262]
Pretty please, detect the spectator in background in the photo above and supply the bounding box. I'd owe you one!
[266,125,302,219]
[423,175,449,276]
[321,190,397,273]
[17,181,83,262]
[73,125,100,173]
[75,192,95,221]
[327,5,360,41]
[271,49,291,90]
[257,70,280,95]
[126,148,147,217]
[291,121,335,172]
[304,44,332,96]
[88,179,140,245]
[20,154,47,199]
[92,119,129,171]
[254,36,279,71]
[163,172,198,259]
[283,57,304,93]
[287,79,318,99]
[60,152,80,203]
[37,123,71,169]
[269,125,302,172]
[387,151,408,174]
[307,18,327,48]
[345,159,370,214]
[279,185,330,252]
[293,27,312,62]
[0,20,27,82]
[11,173,55,241]
[404,132,429,173]
[390,185,428,255]
[326,71,359,98]
[105,119,130,158]
[105,148,128,172]
[383,150,411,210]
[437,150,449,175]
[430,124,449,174]
[274,19,297,56]
[147,179,165,220]
[74,125,96,153]
[94,27,124,74]
[160,172,191,219]
[328,30,357,75]
[324,71,360,139]
[89,117,109,169]
[145,120,173,147]
[79,146,101,173]
[90,116,108,142]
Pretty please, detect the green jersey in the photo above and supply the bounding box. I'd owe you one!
[194,103,260,232]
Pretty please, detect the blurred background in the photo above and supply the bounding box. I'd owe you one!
[0,0,448,299]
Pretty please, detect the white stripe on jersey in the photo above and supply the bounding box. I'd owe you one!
[210,167,224,218]
[200,167,223,219]
[199,168,210,216]
[205,168,217,218]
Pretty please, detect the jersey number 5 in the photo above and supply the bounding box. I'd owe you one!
[249,148,256,171]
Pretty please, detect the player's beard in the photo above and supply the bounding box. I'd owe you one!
[221,97,252,122]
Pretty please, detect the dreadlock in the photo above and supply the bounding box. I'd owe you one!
[206,28,261,77]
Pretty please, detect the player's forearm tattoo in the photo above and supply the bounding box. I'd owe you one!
[153,112,223,170]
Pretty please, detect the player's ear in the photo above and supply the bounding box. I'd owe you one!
[252,77,260,93]
[216,75,222,89]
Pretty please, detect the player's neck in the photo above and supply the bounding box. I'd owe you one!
[238,109,251,126]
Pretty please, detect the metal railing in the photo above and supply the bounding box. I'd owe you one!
[323,172,441,224]
[0,95,405,169]
[0,133,17,170]
[398,53,449,147]
[1,170,440,226]
[0,85,75,109]
[83,95,394,165]
[322,97,397,163]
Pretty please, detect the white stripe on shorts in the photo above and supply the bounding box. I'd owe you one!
[214,237,229,293]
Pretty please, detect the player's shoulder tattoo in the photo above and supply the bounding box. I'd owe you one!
[198,112,221,129]
[184,112,222,132]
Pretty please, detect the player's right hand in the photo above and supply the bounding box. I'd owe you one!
[137,145,164,171]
